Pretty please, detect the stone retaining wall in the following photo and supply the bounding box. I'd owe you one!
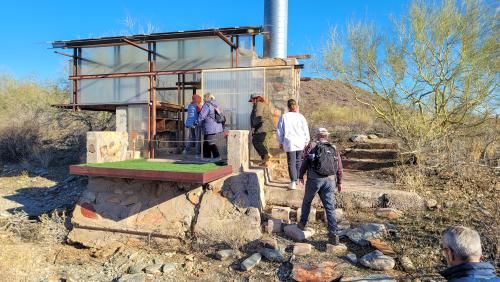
[68,170,266,249]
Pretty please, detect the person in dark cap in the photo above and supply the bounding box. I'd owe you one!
[249,94,275,167]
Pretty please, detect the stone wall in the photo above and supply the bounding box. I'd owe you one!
[68,171,266,249]
[86,131,128,164]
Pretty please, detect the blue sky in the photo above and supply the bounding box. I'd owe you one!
[0,0,406,81]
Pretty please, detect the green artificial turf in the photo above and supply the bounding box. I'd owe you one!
[80,159,224,173]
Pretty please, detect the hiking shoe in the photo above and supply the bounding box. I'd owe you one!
[328,234,340,245]
[288,181,297,190]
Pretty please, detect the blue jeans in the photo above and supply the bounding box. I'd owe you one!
[286,150,303,182]
[185,126,201,155]
[300,177,337,237]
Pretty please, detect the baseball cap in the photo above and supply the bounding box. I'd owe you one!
[248,94,261,102]
[316,127,330,135]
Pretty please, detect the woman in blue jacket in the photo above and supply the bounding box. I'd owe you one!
[195,93,224,160]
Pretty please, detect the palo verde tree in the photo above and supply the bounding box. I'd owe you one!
[319,0,499,156]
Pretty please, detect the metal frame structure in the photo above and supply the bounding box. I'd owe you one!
[53,27,264,159]
[52,26,302,160]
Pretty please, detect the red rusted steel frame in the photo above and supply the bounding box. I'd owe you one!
[230,36,234,68]
[72,48,78,109]
[54,50,84,59]
[288,54,312,59]
[214,30,237,49]
[69,69,201,80]
[69,165,233,183]
[181,73,186,146]
[122,38,157,55]
[235,36,239,67]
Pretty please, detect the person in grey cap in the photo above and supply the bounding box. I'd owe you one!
[298,127,343,245]
[249,94,275,167]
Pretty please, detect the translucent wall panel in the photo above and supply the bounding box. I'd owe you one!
[80,45,148,75]
[237,35,255,67]
[78,77,149,104]
[127,104,148,153]
[202,68,265,130]
[156,75,180,104]
[156,38,231,71]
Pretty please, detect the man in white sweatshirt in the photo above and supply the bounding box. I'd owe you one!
[276,99,310,190]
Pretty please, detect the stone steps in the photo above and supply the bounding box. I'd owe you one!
[342,148,399,160]
[351,142,399,150]
[264,172,424,211]
[341,158,398,170]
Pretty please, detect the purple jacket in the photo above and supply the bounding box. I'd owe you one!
[196,100,224,135]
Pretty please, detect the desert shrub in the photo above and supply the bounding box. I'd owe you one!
[319,0,499,158]
[0,119,41,163]
[0,75,115,166]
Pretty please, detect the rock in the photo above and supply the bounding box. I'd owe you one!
[144,263,163,274]
[326,243,348,255]
[368,239,396,255]
[284,224,315,241]
[128,262,149,274]
[187,188,202,205]
[400,256,416,272]
[359,250,395,271]
[118,273,146,282]
[241,253,262,271]
[271,206,291,222]
[193,190,262,248]
[350,134,368,142]
[444,201,453,208]
[375,208,402,220]
[259,236,279,250]
[293,243,312,256]
[425,199,438,209]
[153,257,163,264]
[266,218,283,233]
[215,249,238,261]
[292,261,341,282]
[297,207,316,223]
[346,253,357,264]
[185,254,195,261]
[367,134,378,139]
[346,223,386,246]
[341,274,396,282]
[161,263,176,273]
[259,248,285,262]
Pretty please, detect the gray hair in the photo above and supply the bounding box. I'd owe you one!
[443,226,482,261]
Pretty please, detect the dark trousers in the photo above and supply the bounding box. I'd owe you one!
[286,150,303,182]
[252,132,269,158]
[300,177,337,237]
[203,133,220,158]
[185,127,202,155]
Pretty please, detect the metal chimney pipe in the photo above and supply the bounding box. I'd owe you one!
[263,0,288,58]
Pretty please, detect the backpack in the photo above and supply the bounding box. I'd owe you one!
[210,102,226,124]
[311,142,338,176]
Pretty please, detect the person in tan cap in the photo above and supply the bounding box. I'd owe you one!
[298,127,343,245]
[249,94,275,167]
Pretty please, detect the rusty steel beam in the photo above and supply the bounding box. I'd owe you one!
[122,38,153,53]
[214,30,237,49]
[288,54,311,59]
[69,69,201,80]
[54,51,83,59]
